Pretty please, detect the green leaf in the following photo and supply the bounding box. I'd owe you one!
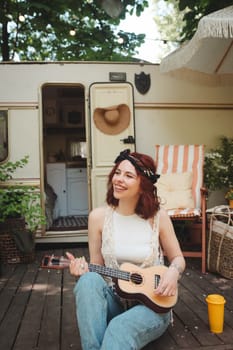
[1,0,149,61]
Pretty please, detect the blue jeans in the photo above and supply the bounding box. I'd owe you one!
[73,272,170,350]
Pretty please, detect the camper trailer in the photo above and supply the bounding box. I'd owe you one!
[0,61,232,243]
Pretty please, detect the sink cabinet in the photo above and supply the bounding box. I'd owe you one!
[46,163,88,216]
[67,168,88,215]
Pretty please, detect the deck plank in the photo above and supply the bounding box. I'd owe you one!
[177,285,222,347]
[1,244,233,350]
[61,268,81,350]
[0,264,36,349]
[167,313,200,348]
[181,269,233,343]
[36,248,64,350]
[13,265,49,350]
[0,265,25,324]
[37,269,62,350]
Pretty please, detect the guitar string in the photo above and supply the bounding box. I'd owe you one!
[43,257,177,310]
[47,258,160,286]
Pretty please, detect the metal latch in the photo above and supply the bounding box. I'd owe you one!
[120,136,135,144]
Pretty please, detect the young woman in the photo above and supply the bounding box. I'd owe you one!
[67,149,185,350]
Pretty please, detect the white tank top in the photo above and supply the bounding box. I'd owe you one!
[113,211,153,264]
[101,206,162,270]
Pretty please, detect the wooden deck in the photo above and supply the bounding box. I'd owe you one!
[1,243,233,350]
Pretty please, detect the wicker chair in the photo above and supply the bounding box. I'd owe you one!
[155,145,207,273]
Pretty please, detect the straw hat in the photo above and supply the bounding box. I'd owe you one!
[93,104,130,135]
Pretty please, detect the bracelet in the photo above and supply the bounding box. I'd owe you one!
[170,262,183,277]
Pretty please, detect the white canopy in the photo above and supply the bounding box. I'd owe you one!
[160,6,233,84]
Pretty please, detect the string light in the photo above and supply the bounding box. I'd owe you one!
[19,15,25,22]
[69,29,76,36]
[117,35,180,45]
[144,37,181,44]
[117,37,124,44]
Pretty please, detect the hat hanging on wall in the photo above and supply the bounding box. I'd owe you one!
[93,104,130,135]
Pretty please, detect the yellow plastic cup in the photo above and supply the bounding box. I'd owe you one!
[206,294,226,333]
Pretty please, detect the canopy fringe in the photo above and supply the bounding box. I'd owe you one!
[198,6,233,39]
[160,5,233,76]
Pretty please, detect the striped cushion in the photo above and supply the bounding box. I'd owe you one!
[167,208,201,218]
[155,145,204,211]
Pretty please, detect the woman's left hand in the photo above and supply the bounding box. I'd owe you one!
[154,267,179,297]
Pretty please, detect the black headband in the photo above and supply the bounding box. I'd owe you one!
[114,149,160,184]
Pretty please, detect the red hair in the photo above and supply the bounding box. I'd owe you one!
[106,151,160,219]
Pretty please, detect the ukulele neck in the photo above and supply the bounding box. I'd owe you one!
[48,256,130,281]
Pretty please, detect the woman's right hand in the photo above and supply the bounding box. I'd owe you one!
[66,252,89,277]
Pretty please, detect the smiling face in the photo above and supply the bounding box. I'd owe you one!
[112,160,141,202]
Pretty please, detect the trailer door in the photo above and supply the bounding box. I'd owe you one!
[89,82,135,208]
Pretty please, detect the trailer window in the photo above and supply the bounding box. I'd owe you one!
[0,111,8,162]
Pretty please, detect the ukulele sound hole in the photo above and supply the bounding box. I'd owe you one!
[155,274,161,288]
[130,273,143,285]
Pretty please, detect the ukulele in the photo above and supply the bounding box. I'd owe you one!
[41,255,178,313]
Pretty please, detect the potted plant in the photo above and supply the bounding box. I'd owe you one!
[204,136,233,204]
[225,189,233,208]
[0,156,45,263]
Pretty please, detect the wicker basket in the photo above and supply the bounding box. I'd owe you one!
[0,218,35,264]
[207,206,233,279]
